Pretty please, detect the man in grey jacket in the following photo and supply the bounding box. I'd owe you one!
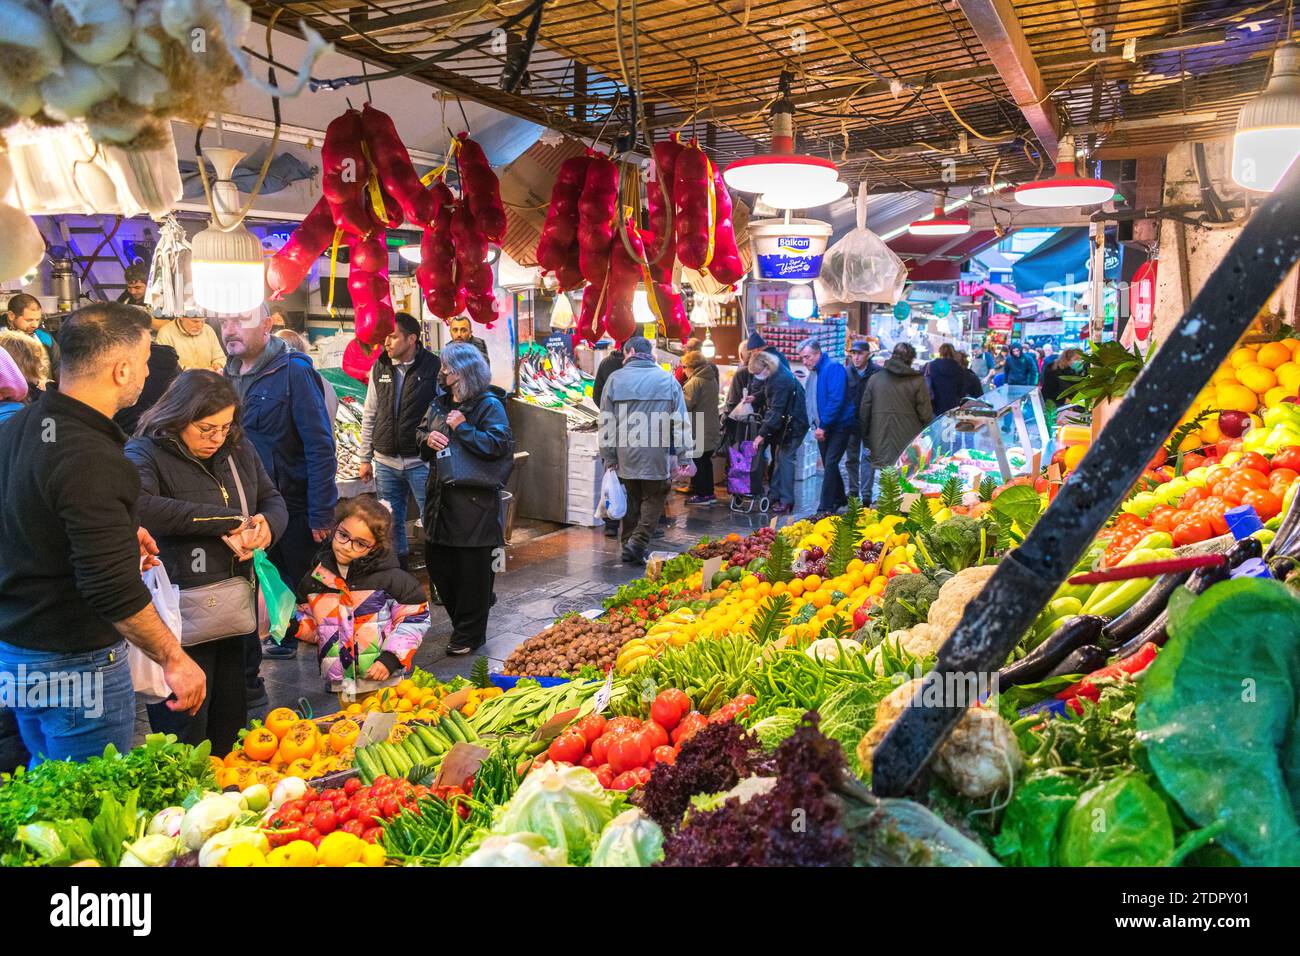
[599,337,694,564]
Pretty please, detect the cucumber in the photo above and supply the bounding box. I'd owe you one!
[373,744,399,778]
[404,734,429,761]
[355,749,377,784]
[439,715,466,745]
[449,709,477,741]
[387,742,414,775]
[415,725,447,755]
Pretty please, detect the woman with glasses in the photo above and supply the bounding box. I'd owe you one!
[292,495,429,694]
[125,370,287,752]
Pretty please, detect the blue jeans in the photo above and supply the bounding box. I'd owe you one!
[374,460,430,557]
[817,427,852,513]
[844,431,875,504]
[769,440,797,506]
[0,640,135,764]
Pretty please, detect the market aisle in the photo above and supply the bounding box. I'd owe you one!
[129,475,826,740]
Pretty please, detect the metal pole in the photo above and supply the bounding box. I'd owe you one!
[870,161,1300,797]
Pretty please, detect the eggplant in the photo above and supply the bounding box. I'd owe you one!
[1185,558,1233,596]
[1099,571,1190,648]
[1112,607,1169,659]
[1266,486,1300,559]
[999,614,1108,687]
[1045,644,1110,679]
[1224,536,1263,568]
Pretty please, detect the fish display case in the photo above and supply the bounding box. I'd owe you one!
[896,385,1054,495]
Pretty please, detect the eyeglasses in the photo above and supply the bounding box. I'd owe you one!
[192,422,233,439]
[334,526,375,552]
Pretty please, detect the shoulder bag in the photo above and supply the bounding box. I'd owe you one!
[432,398,515,489]
[176,455,259,645]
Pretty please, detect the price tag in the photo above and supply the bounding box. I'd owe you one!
[591,667,615,715]
[578,608,604,620]
[701,555,724,589]
[769,515,779,530]
[355,712,397,749]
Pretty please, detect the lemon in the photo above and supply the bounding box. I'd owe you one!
[224,844,267,867]
[1236,364,1277,395]
[1230,347,1259,369]
[1266,385,1294,408]
[1277,362,1300,393]
[1217,382,1260,414]
[1258,341,1293,369]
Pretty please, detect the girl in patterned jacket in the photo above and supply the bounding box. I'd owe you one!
[293,495,429,693]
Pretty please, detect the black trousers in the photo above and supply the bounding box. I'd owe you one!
[247,511,319,680]
[149,634,250,756]
[689,451,715,497]
[426,543,496,651]
[622,478,669,549]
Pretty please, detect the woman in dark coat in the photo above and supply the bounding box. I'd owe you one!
[1040,348,1084,405]
[926,343,968,415]
[418,342,514,655]
[125,370,287,753]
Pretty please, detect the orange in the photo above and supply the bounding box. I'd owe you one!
[1198,417,1221,444]
[1230,347,1259,369]
[810,590,831,610]
[741,575,758,590]
[802,574,822,592]
[1211,365,1240,386]
[1266,385,1294,408]
[771,580,787,596]
[846,558,865,574]
[1257,341,1293,369]
[1277,362,1300,393]
[1176,430,1202,453]
[756,581,772,598]
[1236,364,1277,395]
[395,678,416,698]
[788,579,804,597]
[1217,382,1260,414]
[1062,444,1088,471]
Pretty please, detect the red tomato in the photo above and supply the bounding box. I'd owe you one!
[606,734,649,775]
[579,752,598,769]
[632,767,653,785]
[1182,452,1207,472]
[1173,515,1213,546]
[343,778,362,796]
[1270,446,1300,472]
[652,745,677,766]
[1236,452,1271,474]
[337,803,356,823]
[1149,506,1180,534]
[650,691,689,730]
[1269,467,1299,488]
[1243,487,1283,519]
[371,775,392,789]
[353,801,378,829]
[1206,465,1231,486]
[1146,447,1168,471]
[1178,487,1208,508]
[1114,512,1146,531]
[590,732,615,765]
[576,714,607,744]
[340,818,366,837]
[671,711,709,745]
[610,771,640,791]
[379,796,402,819]
[640,720,670,750]
[709,703,741,724]
[1233,467,1271,490]
[548,730,586,764]
[594,764,616,789]
[605,716,642,737]
[302,827,323,848]
[362,826,383,844]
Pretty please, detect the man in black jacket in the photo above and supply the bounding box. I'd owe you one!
[358,313,441,569]
[0,303,204,761]
[843,340,877,502]
[113,341,180,435]
[448,316,490,367]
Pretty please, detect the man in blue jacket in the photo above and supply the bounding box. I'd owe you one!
[222,308,337,693]
[798,338,855,514]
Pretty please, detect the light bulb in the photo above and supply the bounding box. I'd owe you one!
[1232,43,1300,192]
[633,289,655,325]
[700,330,716,358]
[758,178,848,210]
[191,146,265,315]
[785,282,815,320]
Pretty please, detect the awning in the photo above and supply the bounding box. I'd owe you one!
[1012,227,1123,293]
[887,229,1002,281]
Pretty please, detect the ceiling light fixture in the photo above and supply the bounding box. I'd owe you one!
[1232,41,1300,192]
[1014,134,1115,208]
[908,193,971,236]
[191,146,266,315]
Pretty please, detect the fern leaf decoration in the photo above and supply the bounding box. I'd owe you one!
[747,593,793,643]
[826,498,863,577]
[978,474,998,503]
[766,532,794,584]
[876,468,904,517]
[470,655,492,689]
[940,475,963,509]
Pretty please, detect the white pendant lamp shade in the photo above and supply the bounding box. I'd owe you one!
[191,146,265,314]
[724,154,840,194]
[759,177,849,210]
[632,288,655,325]
[1232,42,1300,192]
[700,328,716,358]
[909,197,971,237]
[1014,135,1115,208]
[398,242,422,264]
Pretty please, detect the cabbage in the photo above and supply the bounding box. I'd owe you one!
[179,795,238,850]
[591,809,664,867]
[490,764,616,865]
[198,826,268,868]
[121,833,180,868]
[805,637,860,662]
[459,833,568,867]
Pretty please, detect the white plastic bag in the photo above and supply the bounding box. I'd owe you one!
[596,468,627,521]
[816,183,907,305]
[130,564,180,702]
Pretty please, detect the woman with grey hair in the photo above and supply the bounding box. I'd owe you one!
[417,342,513,654]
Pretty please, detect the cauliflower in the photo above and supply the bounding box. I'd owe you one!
[863,623,946,674]
[805,636,862,662]
[856,677,1022,799]
[927,564,998,637]
[931,707,1022,799]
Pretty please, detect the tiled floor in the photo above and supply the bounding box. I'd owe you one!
[134,472,827,740]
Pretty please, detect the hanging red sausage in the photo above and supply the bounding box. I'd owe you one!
[322,110,377,237]
[577,279,606,344]
[645,136,684,282]
[456,134,508,243]
[266,197,335,299]
[673,140,715,272]
[578,152,620,286]
[418,198,463,319]
[361,104,438,227]
[347,232,394,346]
[604,222,646,345]
[707,162,745,285]
[536,154,590,276]
[556,243,584,292]
[451,202,497,326]
[342,337,380,383]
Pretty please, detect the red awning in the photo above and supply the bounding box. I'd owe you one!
[888,229,1002,282]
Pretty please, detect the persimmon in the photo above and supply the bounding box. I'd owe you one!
[280,721,321,762]
[265,707,299,740]
[328,718,360,754]
[243,727,279,762]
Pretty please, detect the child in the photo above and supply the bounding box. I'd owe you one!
[293,495,429,693]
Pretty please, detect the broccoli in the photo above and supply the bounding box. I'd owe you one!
[916,515,994,574]
[882,573,942,631]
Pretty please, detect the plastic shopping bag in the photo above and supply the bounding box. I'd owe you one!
[816,182,907,305]
[254,549,296,643]
[130,564,180,702]
[596,468,627,521]
[728,389,755,421]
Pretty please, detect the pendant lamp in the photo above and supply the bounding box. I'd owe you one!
[1014,135,1115,208]
[908,194,971,236]
[191,146,266,314]
[1232,42,1300,192]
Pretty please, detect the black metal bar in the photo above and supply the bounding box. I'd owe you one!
[870,159,1300,797]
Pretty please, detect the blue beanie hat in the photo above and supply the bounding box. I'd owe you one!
[746,331,767,351]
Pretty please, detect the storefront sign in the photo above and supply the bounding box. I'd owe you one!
[988,312,1013,331]
[1131,260,1157,341]
[958,280,987,297]
[1024,320,1065,336]
[545,330,574,357]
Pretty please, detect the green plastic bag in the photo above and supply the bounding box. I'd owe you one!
[253,549,295,642]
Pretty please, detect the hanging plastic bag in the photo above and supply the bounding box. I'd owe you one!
[596,468,628,521]
[130,564,180,702]
[254,549,296,643]
[816,182,907,305]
